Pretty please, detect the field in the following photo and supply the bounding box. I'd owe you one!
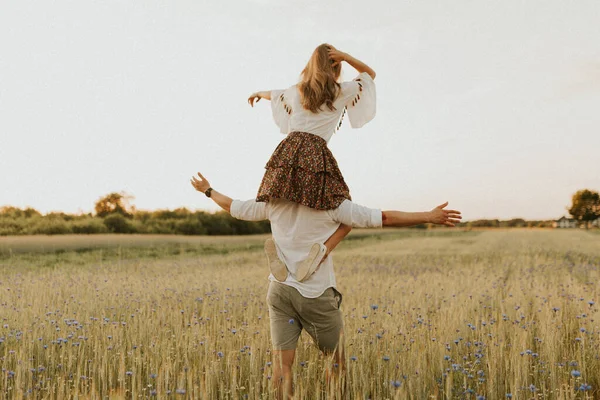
[1,229,599,399]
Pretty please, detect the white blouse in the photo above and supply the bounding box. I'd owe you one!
[270,72,376,143]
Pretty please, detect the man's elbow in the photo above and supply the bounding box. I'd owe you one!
[340,224,353,234]
[381,211,391,226]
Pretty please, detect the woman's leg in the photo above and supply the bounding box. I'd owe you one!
[322,224,352,259]
[297,224,352,282]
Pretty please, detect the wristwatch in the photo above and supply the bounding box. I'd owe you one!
[204,187,213,198]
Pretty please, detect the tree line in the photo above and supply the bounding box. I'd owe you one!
[0,193,270,236]
[1,189,598,236]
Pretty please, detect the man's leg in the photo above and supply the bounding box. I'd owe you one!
[325,330,346,398]
[266,282,303,399]
[296,287,346,398]
[272,349,296,400]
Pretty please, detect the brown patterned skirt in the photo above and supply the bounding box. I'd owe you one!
[256,131,351,210]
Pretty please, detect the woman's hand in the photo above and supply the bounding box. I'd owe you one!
[327,46,348,68]
[190,172,211,193]
[248,91,271,107]
[428,202,462,227]
[247,92,262,107]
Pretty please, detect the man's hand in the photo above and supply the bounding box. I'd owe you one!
[428,202,462,227]
[190,172,211,193]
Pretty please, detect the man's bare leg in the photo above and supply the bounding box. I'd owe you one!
[272,349,295,400]
[326,330,346,399]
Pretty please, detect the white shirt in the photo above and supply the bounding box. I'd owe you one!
[230,198,382,298]
[270,72,376,142]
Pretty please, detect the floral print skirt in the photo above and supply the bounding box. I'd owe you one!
[256,131,351,210]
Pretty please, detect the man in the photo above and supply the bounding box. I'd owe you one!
[190,172,461,399]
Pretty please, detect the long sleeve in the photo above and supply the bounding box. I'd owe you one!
[327,199,382,228]
[340,72,377,129]
[230,199,269,221]
[270,88,293,134]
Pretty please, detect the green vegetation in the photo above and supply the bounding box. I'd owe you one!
[0,205,271,236]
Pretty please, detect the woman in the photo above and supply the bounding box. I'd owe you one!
[247,44,377,283]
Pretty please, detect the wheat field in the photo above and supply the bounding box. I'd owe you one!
[1,229,599,399]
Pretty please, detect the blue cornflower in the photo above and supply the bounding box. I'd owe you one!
[506,394,512,398]
[571,370,581,377]
[529,384,536,392]
[288,319,294,324]
[350,356,357,361]
[371,305,378,310]
[217,351,224,358]
[391,380,401,388]
[126,371,133,376]
[577,383,592,391]
[383,356,390,361]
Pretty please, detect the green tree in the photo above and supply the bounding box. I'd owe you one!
[568,189,600,229]
[94,192,134,218]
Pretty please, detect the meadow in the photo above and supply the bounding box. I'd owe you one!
[1,229,599,399]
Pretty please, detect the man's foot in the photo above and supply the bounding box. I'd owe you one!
[264,238,288,282]
[296,243,327,282]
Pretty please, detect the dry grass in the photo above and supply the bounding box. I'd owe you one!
[1,230,599,399]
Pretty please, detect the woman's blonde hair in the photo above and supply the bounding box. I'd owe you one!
[298,43,342,113]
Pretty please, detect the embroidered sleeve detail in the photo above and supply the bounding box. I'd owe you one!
[345,72,376,129]
[279,93,292,115]
[350,81,363,107]
[271,89,291,134]
[336,106,347,132]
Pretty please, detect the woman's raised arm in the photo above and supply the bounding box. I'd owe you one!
[247,90,274,107]
[328,46,376,80]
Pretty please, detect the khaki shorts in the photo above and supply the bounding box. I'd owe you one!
[266,281,343,353]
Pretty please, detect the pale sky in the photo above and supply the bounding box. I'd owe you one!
[1,0,599,220]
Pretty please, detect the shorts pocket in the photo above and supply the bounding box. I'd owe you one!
[332,287,343,309]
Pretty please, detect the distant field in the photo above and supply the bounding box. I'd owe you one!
[1,230,599,399]
[0,229,464,267]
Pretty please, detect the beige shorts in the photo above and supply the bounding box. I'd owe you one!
[266,281,343,353]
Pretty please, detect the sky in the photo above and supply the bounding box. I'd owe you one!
[1,0,599,220]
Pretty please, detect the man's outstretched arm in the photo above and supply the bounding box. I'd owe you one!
[190,172,232,213]
[331,200,462,229]
[191,172,268,221]
[383,202,461,227]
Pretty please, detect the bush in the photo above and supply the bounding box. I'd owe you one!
[176,217,207,235]
[0,218,28,236]
[71,218,108,234]
[30,218,73,235]
[103,213,136,233]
